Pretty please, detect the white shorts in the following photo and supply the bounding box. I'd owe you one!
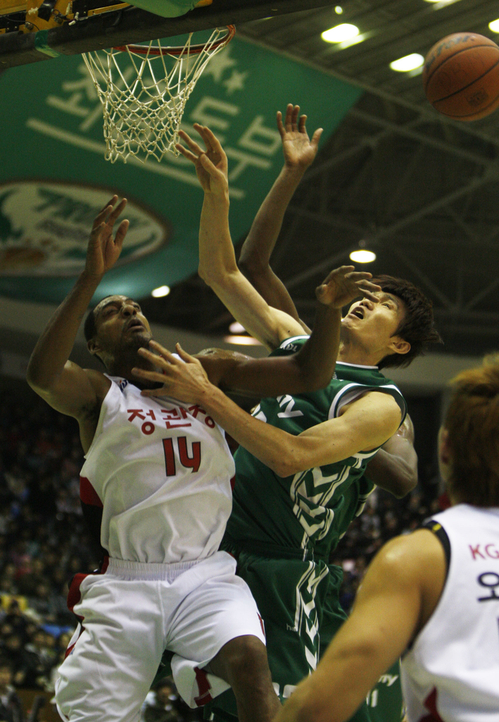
[55,552,266,722]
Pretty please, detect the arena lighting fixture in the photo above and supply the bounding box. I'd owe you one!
[151,285,170,298]
[489,19,499,33]
[349,240,376,264]
[224,335,262,346]
[321,23,359,43]
[424,0,463,6]
[390,53,425,72]
[229,320,245,333]
[335,5,343,13]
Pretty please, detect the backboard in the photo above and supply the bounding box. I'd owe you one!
[0,0,333,68]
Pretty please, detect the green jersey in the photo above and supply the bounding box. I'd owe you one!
[224,336,406,562]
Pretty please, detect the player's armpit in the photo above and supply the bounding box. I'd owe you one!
[365,415,418,498]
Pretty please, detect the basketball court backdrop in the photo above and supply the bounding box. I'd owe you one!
[0,0,364,306]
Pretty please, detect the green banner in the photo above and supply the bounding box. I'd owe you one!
[0,36,362,304]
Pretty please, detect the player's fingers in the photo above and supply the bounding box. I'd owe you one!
[277,111,287,140]
[178,129,204,156]
[284,103,295,131]
[356,280,381,299]
[141,387,172,398]
[199,153,222,177]
[93,203,114,229]
[89,220,107,239]
[131,367,169,384]
[311,128,324,146]
[346,270,373,280]
[148,340,179,363]
[291,104,300,130]
[97,195,118,216]
[175,343,196,364]
[107,198,127,225]
[197,124,220,147]
[193,124,219,154]
[175,143,198,163]
[298,114,307,133]
[114,219,129,248]
[322,265,355,282]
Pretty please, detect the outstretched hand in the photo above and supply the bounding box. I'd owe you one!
[315,266,381,309]
[176,124,228,196]
[132,340,213,404]
[85,195,129,279]
[278,104,323,171]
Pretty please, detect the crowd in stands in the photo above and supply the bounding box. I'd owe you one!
[0,386,440,722]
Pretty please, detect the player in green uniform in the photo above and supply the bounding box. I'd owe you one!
[232,104,411,722]
[169,110,441,722]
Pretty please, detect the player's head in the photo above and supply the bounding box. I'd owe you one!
[342,275,441,368]
[440,354,499,507]
[371,275,442,369]
[84,295,152,367]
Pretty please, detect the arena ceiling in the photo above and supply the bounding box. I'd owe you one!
[140,0,499,359]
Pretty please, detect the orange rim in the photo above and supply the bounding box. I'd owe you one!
[114,24,235,56]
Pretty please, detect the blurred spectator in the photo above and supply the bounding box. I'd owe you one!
[141,679,199,722]
[0,659,23,722]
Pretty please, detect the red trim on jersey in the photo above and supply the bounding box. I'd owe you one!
[193,666,213,707]
[230,475,236,491]
[67,573,87,617]
[80,476,103,507]
[66,557,109,617]
[64,624,85,659]
[421,688,444,722]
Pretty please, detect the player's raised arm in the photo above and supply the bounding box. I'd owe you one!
[177,123,302,351]
[238,103,322,327]
[26,197,128,425]
[134,264,380,398]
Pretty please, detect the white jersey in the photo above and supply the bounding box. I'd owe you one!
[79,376,235,564]
[400,504,499,721]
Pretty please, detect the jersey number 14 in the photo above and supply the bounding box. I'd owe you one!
[163,437,201,475]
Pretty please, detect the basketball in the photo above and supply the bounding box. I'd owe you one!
[423,33,499,121]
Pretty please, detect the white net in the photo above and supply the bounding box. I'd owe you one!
[83,27,234,164]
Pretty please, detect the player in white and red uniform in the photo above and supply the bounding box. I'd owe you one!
[401,504,499,720]
[56,376,265,718]
[26,196,380,722]
[271,355,499,722]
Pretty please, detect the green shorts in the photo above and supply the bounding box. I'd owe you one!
[204,548,372,722]
[155,546,403,722]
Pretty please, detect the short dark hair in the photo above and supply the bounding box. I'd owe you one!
[83,295,113,343]
[444,354,499,507]
[372,275,442,369]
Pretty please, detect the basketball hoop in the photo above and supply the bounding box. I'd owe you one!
[82,25,235,164]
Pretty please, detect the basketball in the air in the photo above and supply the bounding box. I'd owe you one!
[423,33,499,121]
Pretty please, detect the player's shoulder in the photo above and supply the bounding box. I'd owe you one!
[374,529,445,583]
[82,367,112,400]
